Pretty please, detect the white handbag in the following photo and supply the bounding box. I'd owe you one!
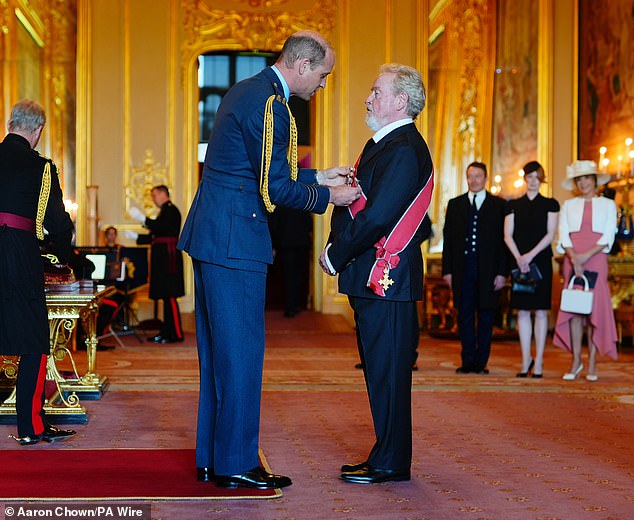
[560,275,594,314]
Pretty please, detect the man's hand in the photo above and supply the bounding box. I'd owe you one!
[493,275,506,291]
[443,274,452,287]
[317,166,354,187]
[128,206,146,224]
[319,250,336,276]
[329,185,362,206]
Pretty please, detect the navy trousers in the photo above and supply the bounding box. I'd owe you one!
[349,296,418,471]
[193,260,265,475]
[458,255,494,370]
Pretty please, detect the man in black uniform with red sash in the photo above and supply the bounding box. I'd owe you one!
[0,99,76,445]
[132,185,184,343]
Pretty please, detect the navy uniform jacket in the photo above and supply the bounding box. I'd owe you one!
[328,124,433,301]
[144,200,184,299]
[441,191,507,308]
[0,133,73,355]
[179,67,330,271]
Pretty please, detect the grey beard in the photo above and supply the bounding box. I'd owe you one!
[365,113,381,132]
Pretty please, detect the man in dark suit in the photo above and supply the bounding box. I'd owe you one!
[320,64,433,484]
[442,162,507,374]
[0,99,76,445]
[178,31,360,489]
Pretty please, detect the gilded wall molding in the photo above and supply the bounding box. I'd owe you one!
[181,0,335,63]
[126,149,170,216]
[451,0,492,164]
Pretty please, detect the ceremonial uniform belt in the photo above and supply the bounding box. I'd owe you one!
[0,211,36,233]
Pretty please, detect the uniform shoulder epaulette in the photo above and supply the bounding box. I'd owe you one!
[37,152,56,167]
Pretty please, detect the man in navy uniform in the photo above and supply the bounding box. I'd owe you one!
[0,99,76,445]
[178,30,360,488]
[320,64,433,484]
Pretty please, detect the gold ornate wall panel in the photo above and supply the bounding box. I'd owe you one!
[0,1,76,198]
[491,0,539,197]
[427,0,495,251]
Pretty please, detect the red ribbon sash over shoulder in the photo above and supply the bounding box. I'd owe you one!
[347,152,434,297]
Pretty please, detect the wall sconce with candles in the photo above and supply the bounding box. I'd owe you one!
[600,137,634,256]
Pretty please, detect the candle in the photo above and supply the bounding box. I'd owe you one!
[617,155,623,177]
[602,158,610,173]
[599,146,607,168]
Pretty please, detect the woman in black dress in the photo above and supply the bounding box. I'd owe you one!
[504,161,559,378]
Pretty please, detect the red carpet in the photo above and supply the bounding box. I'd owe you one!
[0,449,281,500]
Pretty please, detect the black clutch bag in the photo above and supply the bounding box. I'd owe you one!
[511,263,543,294]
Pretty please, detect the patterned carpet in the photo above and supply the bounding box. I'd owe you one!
[2,311,633,519]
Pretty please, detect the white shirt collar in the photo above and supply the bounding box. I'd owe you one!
[468,189,486,209]
[271,65,290,100]
[372,118,413,143]
[469,189,486,199]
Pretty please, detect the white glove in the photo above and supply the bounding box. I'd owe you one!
[122,230,139,240]
[128,206,146,224]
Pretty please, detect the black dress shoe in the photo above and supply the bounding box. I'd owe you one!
[341,461,368,473]
[42,425,76,443]
[9,434,42,445]
[455,366,472,374]
[148,335,172,344]
[474,367,490,374]
[340,466,410,484]
[196,467,215,482]
[355,362,364,369]
[412,363,419,371]
[215,466,292,489]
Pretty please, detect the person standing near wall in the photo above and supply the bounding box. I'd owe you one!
[0,99,76,445]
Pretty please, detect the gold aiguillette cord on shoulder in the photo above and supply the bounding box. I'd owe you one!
[36,161,52,240]
[260,94,298,213]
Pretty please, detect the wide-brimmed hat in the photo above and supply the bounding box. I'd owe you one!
[561,160,611,190]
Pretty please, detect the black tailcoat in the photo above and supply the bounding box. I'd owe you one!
[144,200,184,300]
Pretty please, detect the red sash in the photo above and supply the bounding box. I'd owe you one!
[347,158,434,297]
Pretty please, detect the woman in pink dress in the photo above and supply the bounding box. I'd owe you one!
[554,160,618,381]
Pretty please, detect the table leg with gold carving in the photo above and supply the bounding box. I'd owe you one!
[58,296,110,399]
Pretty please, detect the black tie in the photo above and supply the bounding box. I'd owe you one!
[471,194,477,211]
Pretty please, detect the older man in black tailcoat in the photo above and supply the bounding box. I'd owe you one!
[0,99,75,445]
